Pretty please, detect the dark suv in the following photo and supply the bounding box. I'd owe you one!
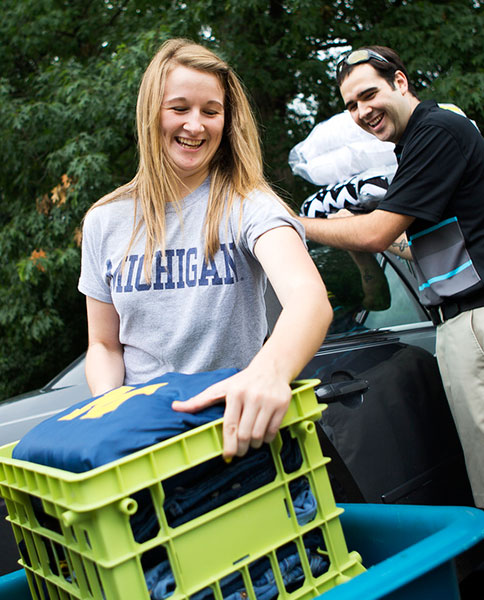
[268,246,473,506]
[0,246,474,576]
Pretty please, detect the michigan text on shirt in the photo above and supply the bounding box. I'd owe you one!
[106,242,239,292]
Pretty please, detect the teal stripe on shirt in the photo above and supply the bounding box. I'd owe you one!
[418,260,473,291]
[409,217,458,245]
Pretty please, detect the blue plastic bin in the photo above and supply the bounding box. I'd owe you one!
[0,568,32,599]
[323,503,484,599]
[1,503,483,600]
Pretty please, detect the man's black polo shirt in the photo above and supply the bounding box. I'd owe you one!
[378,100,484,305]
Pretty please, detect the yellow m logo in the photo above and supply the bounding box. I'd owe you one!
[59,382,168,420]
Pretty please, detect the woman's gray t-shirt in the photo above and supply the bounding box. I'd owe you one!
[78,179,304,384]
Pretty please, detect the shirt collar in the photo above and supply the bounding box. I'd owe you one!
[394,100,437,161]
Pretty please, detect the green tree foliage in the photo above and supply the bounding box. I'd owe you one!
[0,0,482,399]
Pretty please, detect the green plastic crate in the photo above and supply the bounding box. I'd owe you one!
[0,380,365,600]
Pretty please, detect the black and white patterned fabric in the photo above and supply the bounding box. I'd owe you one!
[300,165,396,217]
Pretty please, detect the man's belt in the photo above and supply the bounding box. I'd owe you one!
[429,289,484,326]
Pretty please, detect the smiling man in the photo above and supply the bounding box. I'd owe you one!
[298,46,484,509]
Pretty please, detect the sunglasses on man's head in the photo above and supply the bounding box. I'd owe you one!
[337,49,390,74]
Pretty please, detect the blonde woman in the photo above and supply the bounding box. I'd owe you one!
[79,38,332,458]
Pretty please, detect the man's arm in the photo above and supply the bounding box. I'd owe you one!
[387,233,413,260]
[347,250,391,310]
[298,209,415,253]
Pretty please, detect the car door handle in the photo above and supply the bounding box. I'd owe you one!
[315,379,369,403]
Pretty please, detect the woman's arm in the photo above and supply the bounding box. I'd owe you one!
[85,296,125,397]
[172,226,332,458]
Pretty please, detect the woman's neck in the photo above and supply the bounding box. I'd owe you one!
[173,170,210,201]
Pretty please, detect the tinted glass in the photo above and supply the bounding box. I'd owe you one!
[363,259,427,329]
[46,355,87,390]
[309,244,427,337]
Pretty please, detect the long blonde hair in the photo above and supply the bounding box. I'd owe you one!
[90,38,279,277]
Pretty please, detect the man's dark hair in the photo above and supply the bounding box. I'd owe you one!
[337,45,419,98]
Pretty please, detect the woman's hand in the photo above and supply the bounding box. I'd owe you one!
[172,366,292,458]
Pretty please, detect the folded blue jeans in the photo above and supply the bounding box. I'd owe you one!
[144,483,324,600]
[132,431,302,541]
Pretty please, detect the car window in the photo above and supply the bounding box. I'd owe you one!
[308,244,428,337]
[362,258,427,329]
[46,355,87,390]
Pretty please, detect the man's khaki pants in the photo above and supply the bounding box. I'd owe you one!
[436,306,484,508]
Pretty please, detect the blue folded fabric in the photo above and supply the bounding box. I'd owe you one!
[131,432,304,542]
[163,431,303,527]
[145,483,326,600]
[221,549,327,600]
[12,369,237,472]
